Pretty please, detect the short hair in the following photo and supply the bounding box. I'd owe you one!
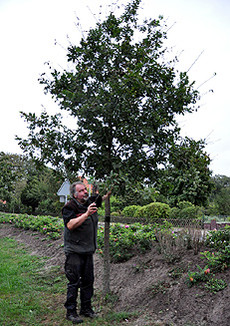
[70,181,85,198]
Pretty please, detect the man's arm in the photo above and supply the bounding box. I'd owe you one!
[66,202,97,231]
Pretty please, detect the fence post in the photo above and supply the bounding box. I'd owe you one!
[103,196,110,296]
[210,219,217,230]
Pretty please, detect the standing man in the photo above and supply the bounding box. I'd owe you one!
[62,181,110,324]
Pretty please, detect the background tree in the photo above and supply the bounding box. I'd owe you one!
[0,152,28,212]
[207,175,230,215]
[17,0,199,186]
[0,152,63,215]
[157,137,213,207]
[20,165,63,215]
[21,173,41,213]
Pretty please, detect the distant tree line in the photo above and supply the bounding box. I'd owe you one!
[0,151,229,216]
[0,152,64,215]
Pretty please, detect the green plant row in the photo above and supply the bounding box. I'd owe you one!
[97,222,156,263]
[0,212,63,239]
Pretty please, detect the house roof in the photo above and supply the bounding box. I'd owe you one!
[57,180,71,196]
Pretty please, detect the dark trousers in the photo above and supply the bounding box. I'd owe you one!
[64,253,94,313]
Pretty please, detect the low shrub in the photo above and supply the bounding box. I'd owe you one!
[135,202,170,223]
[178,201,194,209]
[169,202,203,220]
[121,205,141,217]
[179,206,203,220]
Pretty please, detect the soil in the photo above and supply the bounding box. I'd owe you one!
[1,223,230,326]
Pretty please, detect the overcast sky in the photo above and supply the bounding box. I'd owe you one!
[1,0,229,176]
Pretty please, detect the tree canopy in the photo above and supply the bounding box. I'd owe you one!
[0,152,63,214]
[157,137,214,206]
[17,0,200,185]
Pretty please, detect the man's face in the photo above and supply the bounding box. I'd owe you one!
[74,184,89,203]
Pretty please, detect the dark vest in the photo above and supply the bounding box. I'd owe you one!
[63,198,98,254]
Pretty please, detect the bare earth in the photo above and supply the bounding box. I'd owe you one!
[0,224,229,326]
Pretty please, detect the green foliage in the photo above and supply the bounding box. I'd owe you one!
[187,265,211,287]
[0,152,29,211]
[97,195,122,217]
[205,278,227,293]
[0,213,63,240]
[208,175,230,216]
[0,152,63,215]
[187,226,230,292]
[158,137,213,207]
[215,187,230,215]
[204,202,219,216]
[205,226,230,249]
[17,0,199,186]
[201,248,230,273]
[122,205,142,217]
[178,201,193,209]
[97,223,155,263]
[169,201,203,220]
[36,199,63,216]
[114,180,159,208]
[178,206,203,220]
[135,202,170,222]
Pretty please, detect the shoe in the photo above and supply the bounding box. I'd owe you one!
[80,308,97,318]
[66,312,83,324]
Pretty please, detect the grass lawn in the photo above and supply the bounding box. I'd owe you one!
[0,237,134,326]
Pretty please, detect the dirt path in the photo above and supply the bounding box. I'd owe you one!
[1,223,230,326]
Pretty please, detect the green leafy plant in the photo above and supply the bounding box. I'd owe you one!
[205,277,227,293]
[0,213,63,240]
[151,280,171,296]
[187,265,211,287]
[168,266,186,279]
[97,223,155,263]
[206,226,230,249]
[187,226,230,292]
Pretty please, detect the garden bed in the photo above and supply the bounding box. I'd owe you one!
[0,223,229,325]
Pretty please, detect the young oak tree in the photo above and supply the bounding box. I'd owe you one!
[17,0,199,184]
[17,0,201,295]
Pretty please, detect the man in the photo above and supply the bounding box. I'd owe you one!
[62,181,110,324]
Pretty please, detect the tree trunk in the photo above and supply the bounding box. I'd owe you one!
[103,196,110,296]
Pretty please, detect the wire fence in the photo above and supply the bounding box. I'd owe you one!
[98,215,204,229]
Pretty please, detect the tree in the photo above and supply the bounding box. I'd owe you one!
[17,0,199,184]
[215,187,230,215]
[157,137,213,207]
[0,152,16,203]
[21,174,41,213]
[0,152,29,212]
[16,0,201,296]
[21,165,63,214]
[0,152,63,214]
[208,175,230,215]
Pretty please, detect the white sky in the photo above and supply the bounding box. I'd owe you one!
[0,0,230,176]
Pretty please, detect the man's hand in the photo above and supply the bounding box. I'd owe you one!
[102,190,112,201]
[67,203,97,231]
[87,202,98,215]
